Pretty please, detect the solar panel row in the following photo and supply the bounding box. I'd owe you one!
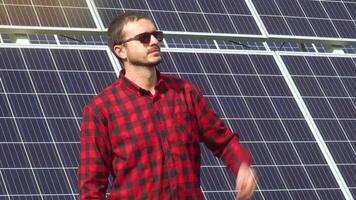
[1,46,355,199]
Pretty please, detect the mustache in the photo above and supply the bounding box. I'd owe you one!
[148,46,160,53]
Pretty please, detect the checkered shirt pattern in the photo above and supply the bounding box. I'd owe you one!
[79,69,251,199]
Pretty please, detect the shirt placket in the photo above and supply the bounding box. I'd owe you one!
[153,97,179,199]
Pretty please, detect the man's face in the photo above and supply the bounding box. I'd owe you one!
[119,19,162,68]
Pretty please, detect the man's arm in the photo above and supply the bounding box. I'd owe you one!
[79,104,112,199]
[190,85,256,199]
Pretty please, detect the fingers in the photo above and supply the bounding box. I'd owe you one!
[236,163,257,200]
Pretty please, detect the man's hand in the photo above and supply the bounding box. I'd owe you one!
[236,162,256,200]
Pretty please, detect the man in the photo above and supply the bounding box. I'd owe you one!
[79,11,256,200]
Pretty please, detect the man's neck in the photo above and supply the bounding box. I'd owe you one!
[124,65,157,94]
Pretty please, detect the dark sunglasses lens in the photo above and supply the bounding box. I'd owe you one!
[153,31,163,41]
[138,32,152,43]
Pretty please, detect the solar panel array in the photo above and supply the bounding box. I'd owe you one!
[1,0,356,200]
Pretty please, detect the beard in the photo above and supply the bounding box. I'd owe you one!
[129,46,161,67]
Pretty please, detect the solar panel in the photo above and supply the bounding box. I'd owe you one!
[0,46,119,200]
[0,0,98,30]
[281,53,356,198]
[253,0,356,39]
[93,0,262,35]
[158,49,352,199]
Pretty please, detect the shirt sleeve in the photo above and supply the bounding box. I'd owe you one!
[79,104,112,199]
[191,85,252,176]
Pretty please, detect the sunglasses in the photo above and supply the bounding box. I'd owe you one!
[118,31,163,45]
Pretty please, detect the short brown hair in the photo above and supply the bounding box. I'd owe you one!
[107,11,153,55]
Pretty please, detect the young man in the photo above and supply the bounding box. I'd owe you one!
[79,11,256,200]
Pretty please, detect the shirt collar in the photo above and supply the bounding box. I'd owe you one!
[119,68,167,96]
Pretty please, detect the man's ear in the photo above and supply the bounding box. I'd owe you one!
[114,45,126,60]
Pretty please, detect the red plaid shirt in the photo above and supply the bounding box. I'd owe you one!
[79,69,251,199]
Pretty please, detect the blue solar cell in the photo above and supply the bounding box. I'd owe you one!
[180,74,214,95]
[330,57,356,76]
[292,77,324,97]
[204,97,224,118]
[282,55,313,75]
[289,190,319,200]
[60,72,94,94]
[283,120,316,141]
[22,48,56,70]
[80,50,115,72]
[234,75,267,96]
[0,71,34,93]
[279,166,314,189]
[35,169,73,194]
[0,95,12,117]
[339,165,356,187]
[88,72,118,92]
[299,0,328,18]
[170,53,204,73]
[327,142,356,164]
[56,143,80,167]
[261,191,292,200]
[51,49,86,71]
[31,71,65,93]
[275,0,304,17]
[47,119,80,142]
[195,54,228,73]
[340,120,356,140]
[250,55,281,75]
[200,167,234,191]
[218,97,252,118]
[0,144,30,168]
[0,119,20,142]
[147,0,174,10]
[315,120,348,141]
[38,95,73,117]
[246,143,274,165]
[17,119,52,142]
[179,13,211,32]
[306,166,339,188]
[8,94,43,117]
[260,16,292,35]
[333,20,356,38]
[260,76,292,96]
[317,190,347,200]
[157,53,177,73]
[0,48,25,69]
[68,94,94,117]
[268,143,301,165]
[152,12,185,31]
[310,19,340,38]
[221,0,251,15]
[224,54,257,74]
[272,98,303,118]
[245,97,278,118]
[285,17,315,37]
[208,75,241,96]
[317,77,349,97]
[295,143,327,164]
[171,0,200,12]
[230,16,261,35]
[329,98,356,118]
[204,14,236,33]
[252,0,280,15]
[256,166,287,190]
[304,98,336,118]
[323,2,350,19]
[227,119,263,141]
[2,170,40,194]
[27,144,62,167]
[256,120,289,141]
